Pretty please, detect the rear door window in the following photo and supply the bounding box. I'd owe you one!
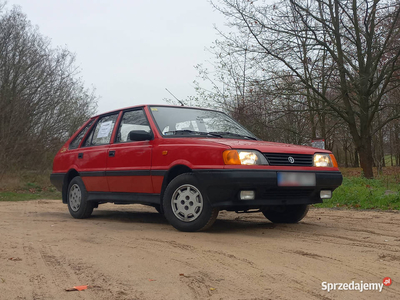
[84,113,119,147]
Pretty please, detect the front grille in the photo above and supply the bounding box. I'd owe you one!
[263,153,313,166]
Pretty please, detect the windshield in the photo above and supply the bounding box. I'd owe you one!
[149,106,257,139]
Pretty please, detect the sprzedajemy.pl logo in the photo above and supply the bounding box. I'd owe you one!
[322,277,392,293]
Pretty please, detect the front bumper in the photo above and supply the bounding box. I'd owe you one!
[193,170,342,209]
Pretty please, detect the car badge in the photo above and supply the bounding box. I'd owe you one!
[288,156,295,164]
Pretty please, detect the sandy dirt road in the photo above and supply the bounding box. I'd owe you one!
[0,200,399,300]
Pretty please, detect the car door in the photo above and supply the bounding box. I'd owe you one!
[106,108,153,193]
[77,112,120,192]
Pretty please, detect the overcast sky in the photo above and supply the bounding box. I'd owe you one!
[6,0,272,115]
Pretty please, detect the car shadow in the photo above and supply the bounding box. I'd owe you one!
[46,207,298,234]
[90,209,279,233]
[208,218,277,234]
[91,209,169,225]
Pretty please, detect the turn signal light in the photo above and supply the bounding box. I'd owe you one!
[223,150,241,165]
[329,154,338,168]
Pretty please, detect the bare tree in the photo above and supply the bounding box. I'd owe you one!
[0,6,97,172]
[208,0,400,178]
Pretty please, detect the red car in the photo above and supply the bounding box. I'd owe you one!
[51,105,342,231]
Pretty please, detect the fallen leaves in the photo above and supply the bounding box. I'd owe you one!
[8,257,22,261]
[65,285,101,292]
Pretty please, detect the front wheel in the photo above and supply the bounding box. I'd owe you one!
[67,176,94,219]
[163,173,219,232]
[262,204,309,223]
[154,205,163,215]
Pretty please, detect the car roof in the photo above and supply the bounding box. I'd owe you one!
[90,104,223,119]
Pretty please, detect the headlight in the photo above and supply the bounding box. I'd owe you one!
[313,153,337,167]
[223,150,269,165]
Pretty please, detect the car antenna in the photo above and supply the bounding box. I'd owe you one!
[165,88,185,106]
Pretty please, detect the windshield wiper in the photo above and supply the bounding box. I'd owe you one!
[209,131,258,140]
[164,130,223,138]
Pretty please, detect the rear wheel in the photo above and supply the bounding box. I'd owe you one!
[262,204,309,223]
[67,176,94,219]
[163,173,219,232]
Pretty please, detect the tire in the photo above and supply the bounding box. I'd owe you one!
[162,173,219,232]
[67,176,94,219]
[154,205,164,215]
[262,204,309,223]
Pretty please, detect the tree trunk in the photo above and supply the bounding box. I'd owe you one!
[395,123,400,166]
[389,127,393,166]
[377,112,385,167]
[357,136,374,179]
[353,149,359,167]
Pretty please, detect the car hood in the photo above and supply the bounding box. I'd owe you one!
[202,138,330,155]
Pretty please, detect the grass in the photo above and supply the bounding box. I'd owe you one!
[384,155,399,166]
[315,167,400,210]
[0,171,61,202]
[0,190,61,201]
[0,168,399,210]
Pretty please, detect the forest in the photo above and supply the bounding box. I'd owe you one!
[179,0,400,179]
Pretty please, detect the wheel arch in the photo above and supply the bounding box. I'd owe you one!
[159,164,192,211]
[62,169,80,203]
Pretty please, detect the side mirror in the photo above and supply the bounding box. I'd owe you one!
[129,130,153,141]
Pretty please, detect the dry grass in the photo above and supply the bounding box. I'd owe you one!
[0,170,53,191]
[340,166,400,181]
[0,170,60,201]
[0,176,21,190]
[0,167,399,205]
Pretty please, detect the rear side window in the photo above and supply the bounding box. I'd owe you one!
[116,109,151,143]
[84,113,119,147]
[69,119,95,149]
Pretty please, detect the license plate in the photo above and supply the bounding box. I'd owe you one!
[277,172,316,187]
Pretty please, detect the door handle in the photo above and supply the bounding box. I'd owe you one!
[78,153,83,159]
[109,150,115,157]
